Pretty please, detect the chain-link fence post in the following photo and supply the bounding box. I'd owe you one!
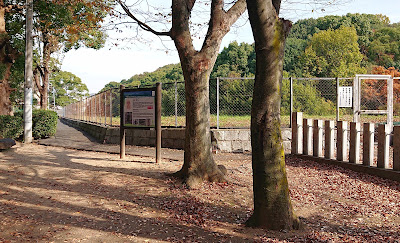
[174,80,178,127]
[388,76,394,131]
[335,77,339,122]
[290,77,293,128]
[110,90,113,125]
[217,77,220,129]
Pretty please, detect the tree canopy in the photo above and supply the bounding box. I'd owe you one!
[51,71,89,107]
[0,0,112,113]
[300,26,366,78]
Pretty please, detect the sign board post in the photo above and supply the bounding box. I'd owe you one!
[120,85,126,159]
[120,83,162,162]
[155,83,162,163]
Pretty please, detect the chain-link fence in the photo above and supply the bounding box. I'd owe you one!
[64,89,118,126]
[290,77,353,123]
[62,76,400,128]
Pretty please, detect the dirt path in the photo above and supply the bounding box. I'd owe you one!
[1,143,399,242]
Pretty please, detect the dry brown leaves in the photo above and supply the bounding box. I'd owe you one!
[0,145,399,242]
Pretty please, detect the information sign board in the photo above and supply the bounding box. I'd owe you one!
[338,86,353,108]
[123,90,155,127]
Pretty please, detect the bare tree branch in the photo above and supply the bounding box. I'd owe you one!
[117,0,171,37]
[201,0,246,53]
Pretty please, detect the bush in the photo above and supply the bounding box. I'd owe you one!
[281,79,336,116]
[32,110,58,139]
[0,115,23,139]
[0,110,58,140]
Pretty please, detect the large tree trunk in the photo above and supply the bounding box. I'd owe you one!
[245,0,299,230]
[169,0,246,188]
[0,3,17,115]
[175,52,226,187]
[0,49,14,115]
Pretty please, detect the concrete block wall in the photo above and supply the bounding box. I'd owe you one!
[212,129,251,153]
[61,118,292,153]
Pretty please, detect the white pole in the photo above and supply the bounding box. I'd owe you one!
[24,0,33,143]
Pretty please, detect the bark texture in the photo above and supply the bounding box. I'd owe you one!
[34,32,58,109]
[245,0,299,230]
[169,0,246,187]
[0,2,18,115]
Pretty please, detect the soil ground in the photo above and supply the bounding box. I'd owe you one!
[1,142,400,242]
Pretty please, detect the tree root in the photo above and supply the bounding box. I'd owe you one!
[167,165,227,189]
[245,213,302,230]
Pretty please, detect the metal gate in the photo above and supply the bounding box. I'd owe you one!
[353,74,393,129]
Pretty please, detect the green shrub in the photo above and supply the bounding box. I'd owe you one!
[281,79,336,116]
[0,110,58,140]
[0,115,23,139]
[32,110,58,139]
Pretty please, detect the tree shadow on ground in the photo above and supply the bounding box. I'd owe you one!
[0,147,256,242]
[2,147,398,242]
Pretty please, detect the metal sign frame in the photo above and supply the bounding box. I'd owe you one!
[121,88,156,128]
[119,83,162,162]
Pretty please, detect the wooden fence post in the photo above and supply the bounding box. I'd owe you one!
[337,121,348,161]
[325,120,334,160]
[291,112,303,154]
[363,123,375,166]
[313,119,323,157]
[349,122,360,164]
[303,118,312,156]
[377,124,390,169]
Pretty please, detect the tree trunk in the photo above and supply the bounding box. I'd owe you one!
[174,53,226,187]
[245,0,299,230]
[0,54,13,115]
[0,4,17,115]
[38,33,55,110]
[40,70,49,110]
[168,0,246,188]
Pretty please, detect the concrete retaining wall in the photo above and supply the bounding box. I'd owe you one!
[60,118,291,153]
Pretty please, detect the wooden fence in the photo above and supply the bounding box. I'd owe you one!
[291,112,400,182]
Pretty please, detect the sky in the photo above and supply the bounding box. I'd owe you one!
[61,0,400,94]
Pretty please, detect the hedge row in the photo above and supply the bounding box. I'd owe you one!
[0,110,58,140]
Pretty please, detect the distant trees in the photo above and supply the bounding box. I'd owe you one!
[300,26,366,78]
[367,25,400,69]
[51,71,89,107]
[212,41,255,78]
[101,13,400,119]
[284,13,400,76]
